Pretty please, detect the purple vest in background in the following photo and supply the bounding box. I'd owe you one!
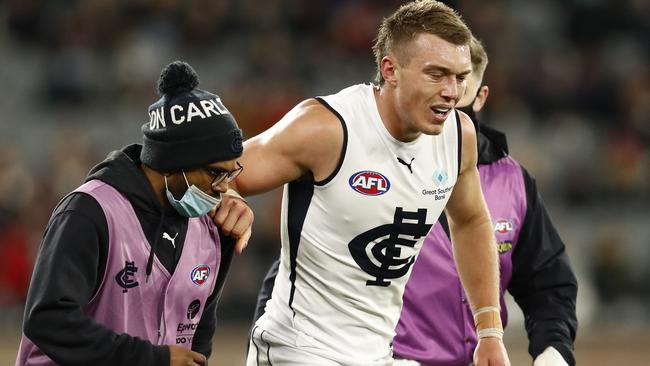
[16,180,221,366]
[392,156,527,366]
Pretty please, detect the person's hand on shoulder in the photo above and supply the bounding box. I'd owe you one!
[533,347,569,366]
[210,190,253,255]
[473,337,511,366]
[169,345,207,366]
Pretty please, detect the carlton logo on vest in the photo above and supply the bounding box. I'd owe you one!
[190,265,211,285]
[115,261,139,293]
[348,207,432,286]
[349,171,391,196]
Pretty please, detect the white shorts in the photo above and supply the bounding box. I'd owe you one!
[246,325,340,366]
[392,359,422,366]
[246,314,393,366]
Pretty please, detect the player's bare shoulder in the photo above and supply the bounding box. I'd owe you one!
[455,109,479,173]
[279,98,345,181]
[237,98,344,195]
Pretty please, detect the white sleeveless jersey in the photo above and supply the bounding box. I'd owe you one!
[261,84,461,364]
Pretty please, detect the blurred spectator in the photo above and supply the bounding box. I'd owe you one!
[591,231,631,306]
[0,218,32,306]
[0,147,36,307]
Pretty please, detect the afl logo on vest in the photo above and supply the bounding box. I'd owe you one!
[190,265,210,285]
[349,171,391,196]
[494,219,513,234]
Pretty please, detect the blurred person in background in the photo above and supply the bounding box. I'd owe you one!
[0,148,35,307]
[15,61,253,366]
[253,35,578,366]
[229,1,509,365]
[390,37,578,366]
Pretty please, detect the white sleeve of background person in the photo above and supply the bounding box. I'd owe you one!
[533,347,569,366]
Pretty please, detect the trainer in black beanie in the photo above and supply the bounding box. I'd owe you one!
[141,61,243,172]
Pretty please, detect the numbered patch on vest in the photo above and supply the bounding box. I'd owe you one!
[348,208,432,286]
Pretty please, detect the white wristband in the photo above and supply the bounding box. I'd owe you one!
[472,306,500,318]
[477,327,504,340]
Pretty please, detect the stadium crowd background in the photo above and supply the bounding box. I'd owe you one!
[0,0,648,364]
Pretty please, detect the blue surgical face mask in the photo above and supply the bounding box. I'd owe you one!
[165,171,222,217]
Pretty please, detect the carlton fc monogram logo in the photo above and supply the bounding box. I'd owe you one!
[348,208,432,286]
[115,261,139,293]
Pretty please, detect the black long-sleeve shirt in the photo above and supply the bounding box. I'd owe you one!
[508,167,577,364]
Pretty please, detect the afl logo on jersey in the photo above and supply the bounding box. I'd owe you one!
[349,171,391,196]
[190,265,210,285]
[494,219,513,234]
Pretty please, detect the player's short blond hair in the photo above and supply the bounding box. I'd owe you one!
[469,35,488,79]
[372,0,472,85]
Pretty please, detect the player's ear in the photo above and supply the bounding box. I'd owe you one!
[472,86,489,113]
[380,56,399,86]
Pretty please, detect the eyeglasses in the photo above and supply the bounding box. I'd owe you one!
[205,161,244,187]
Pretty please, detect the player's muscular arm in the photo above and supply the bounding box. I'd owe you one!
[214,99,341,254]
[445,112,510,366]
[446,111,499,316]
[232,98,344,196]
[212,99,341,254]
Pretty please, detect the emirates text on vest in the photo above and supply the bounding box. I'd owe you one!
[177,322,198,332]
[149,98,230,130]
